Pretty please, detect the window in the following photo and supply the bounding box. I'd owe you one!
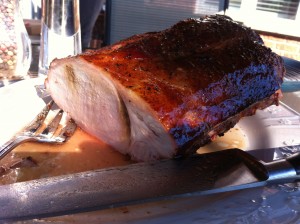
[106,0,221,44]
[257,0,299,20]
[226,0,300,37]
[105,0,300,44]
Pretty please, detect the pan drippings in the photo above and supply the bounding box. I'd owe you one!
[0,125,246,185]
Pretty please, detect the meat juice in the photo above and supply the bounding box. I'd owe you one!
[0,126,246,185]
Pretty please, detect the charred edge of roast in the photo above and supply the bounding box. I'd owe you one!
[175,93,281,157]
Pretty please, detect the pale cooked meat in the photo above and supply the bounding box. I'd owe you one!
[46,61,175,161]
[45,15,285,161]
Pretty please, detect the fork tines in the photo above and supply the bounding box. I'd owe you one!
[0,100,77,161]
[24,100,76,143]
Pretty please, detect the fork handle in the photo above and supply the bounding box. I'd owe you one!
[0,136,33,160]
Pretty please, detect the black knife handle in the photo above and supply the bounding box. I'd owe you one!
[286,152,300,175]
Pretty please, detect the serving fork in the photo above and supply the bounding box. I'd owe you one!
[0,100,77,160]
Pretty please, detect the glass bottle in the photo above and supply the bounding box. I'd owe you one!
[0,0,31,83]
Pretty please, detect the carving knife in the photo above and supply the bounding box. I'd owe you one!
[0,146,300,221]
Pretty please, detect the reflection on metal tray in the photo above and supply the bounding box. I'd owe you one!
[282,56,300,92]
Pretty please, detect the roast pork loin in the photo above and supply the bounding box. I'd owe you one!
[45,15,285,161]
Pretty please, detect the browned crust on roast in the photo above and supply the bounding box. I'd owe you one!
[49,15,285,157]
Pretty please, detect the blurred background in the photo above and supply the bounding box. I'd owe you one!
[20,0,300,66]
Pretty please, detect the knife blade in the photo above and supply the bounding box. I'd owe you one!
[1,146,300,221]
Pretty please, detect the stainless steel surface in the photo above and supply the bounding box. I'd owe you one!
[283,57,300,82]
[0,100,76,160]
[38,0,81,75]
[264,159,297,182]
[281,92,300,114]
[0,147,299,221]
[282,56,300,92]
[42,0,80,36]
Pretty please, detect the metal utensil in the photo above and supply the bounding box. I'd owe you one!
[0,100,77,160]
[0,146,300,221]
